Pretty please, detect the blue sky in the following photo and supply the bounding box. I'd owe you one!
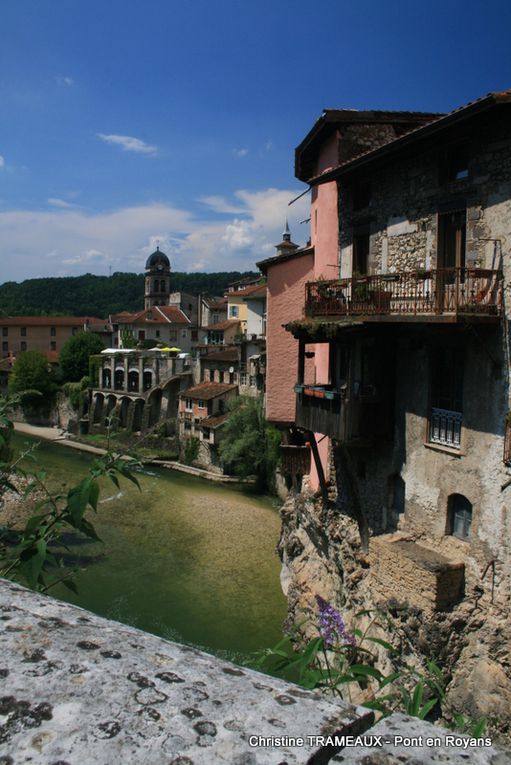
[1,0,510,282]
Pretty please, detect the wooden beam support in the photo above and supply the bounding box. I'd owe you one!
[307,430,329,508]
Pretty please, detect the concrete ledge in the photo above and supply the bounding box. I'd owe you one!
[0,580,372,764]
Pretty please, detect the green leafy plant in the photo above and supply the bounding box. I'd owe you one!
[183,436,200,465]
[219,395,280,490]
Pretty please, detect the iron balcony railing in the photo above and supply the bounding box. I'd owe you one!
[305,268,503,318]
[429,408,463,449]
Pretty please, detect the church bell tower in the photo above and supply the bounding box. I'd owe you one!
[144,246,171,309]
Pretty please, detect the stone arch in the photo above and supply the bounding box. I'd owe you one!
[119,397,131,429]
[132,398,144,432]
[102,367,112,389]
[147,389,162,427]
[92,392,104,425]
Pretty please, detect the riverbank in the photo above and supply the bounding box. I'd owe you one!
[12,422,255,484]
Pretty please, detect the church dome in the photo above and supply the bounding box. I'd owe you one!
[145,246,170,270]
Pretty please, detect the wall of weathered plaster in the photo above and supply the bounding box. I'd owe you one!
[265,250,314,425]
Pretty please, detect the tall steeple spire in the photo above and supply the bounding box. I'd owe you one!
[275,219,299,256]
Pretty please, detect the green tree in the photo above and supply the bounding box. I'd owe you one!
[59,332,105,382]
[219,396,280,490]
[9,351,57,407]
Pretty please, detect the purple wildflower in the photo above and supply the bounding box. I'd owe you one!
[316,595,356,648]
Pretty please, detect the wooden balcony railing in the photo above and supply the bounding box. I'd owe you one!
[305,268,503,319]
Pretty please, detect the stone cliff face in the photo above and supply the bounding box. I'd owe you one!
[278,480,511,742]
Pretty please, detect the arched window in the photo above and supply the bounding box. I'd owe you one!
[128,369,139,392]
[143,370,152,391]
[102,368,111,388]
[447,494,472,540]
[154,280,159,292]
[114,368,125,390]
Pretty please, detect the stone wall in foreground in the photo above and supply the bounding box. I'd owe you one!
[1,580,510,764]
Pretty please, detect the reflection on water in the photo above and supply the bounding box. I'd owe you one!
[13,435,287,662]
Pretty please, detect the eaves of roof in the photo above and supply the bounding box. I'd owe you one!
[308,90,511,186]
[257,245,314,275]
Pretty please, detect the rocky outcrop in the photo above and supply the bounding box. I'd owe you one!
[279,487,511,743]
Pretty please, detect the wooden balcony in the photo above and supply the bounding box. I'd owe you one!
[305,268,503,321]
[295,385,346,440]
[295,384,393,443]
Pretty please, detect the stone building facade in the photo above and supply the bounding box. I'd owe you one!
[280,90,511,737]
[89,350,191,432]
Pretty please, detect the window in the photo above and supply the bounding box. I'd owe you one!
[185,398,193,411]
[191,330,198,341]
[50,341,56,351]
[2,328,7,337]
[441,145,469,183]
[21,327,27,337]
[240,372,247,386]
[229,305,239,318]
[50,327,56,336]
[2,342,7,353]
[438,210,466,276]
[353,229,369,276]
[138,330,145,340]
[198,399,204,409]
[20,342,27,351]
[72,327,78,335]
[429,347,463,449]
[447,494,472,539]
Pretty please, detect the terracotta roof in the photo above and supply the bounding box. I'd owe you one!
[308,89,511,186]
[180,382,237,400]
[202,296,227,309]
[200,413,228,429]
[115,306,190,325]
[227,284,266,299]
[202,348,239,363]
[0,316,106,327]
[204,319,240,331]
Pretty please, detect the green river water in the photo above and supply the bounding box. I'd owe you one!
[12,434,287,664]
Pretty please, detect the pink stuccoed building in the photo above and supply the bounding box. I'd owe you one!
[261,108,441,493]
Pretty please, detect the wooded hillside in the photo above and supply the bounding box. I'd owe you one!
[0,271,259,316]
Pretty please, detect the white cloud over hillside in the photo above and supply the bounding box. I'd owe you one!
[0,188,310,281]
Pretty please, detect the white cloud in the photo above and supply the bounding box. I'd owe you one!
[97,134,158,156]
[56,75,74,86]
[47,197,75,208]
[232,148,248,158]
[0,189,311,281]
[0,156,4,169]
[264,139,273,151]
[198,195,246,215]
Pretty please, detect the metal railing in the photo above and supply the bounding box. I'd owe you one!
[429,408,463,449]
[305,268,503,318]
